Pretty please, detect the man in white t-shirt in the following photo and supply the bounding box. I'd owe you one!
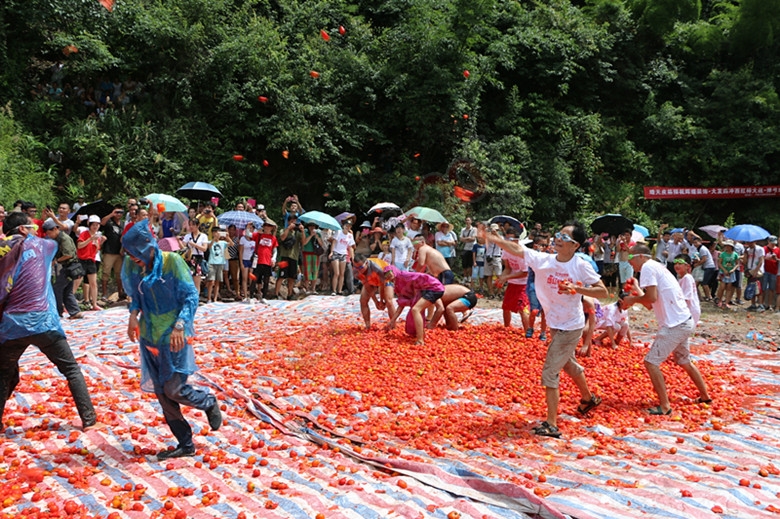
[620,244,711,416]
[480,220,607,438]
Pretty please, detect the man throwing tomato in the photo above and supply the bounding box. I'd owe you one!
[479,220,607,438]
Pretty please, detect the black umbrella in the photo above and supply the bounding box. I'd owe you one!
[591,214,634,236]
[176,181,223,200]
[72,199,114,219]
[489,215,524,232]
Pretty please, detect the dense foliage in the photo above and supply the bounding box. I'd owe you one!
[0,0,778,231]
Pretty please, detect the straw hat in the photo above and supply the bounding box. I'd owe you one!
[436,221,451,232]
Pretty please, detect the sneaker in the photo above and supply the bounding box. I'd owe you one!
[747,305,758,311]
[331,292,337,296]
[68,313,85,320]
[525,328,534,339]
[758,305,766,312]
[539,332,547,341]
[259,298,268,304]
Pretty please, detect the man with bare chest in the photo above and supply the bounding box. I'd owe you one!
[412,236,455,284]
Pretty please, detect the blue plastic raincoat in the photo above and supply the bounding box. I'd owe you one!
[121,220,199,393]
[0,234,63,341]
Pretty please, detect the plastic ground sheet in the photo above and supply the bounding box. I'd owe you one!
[2,295,780,519]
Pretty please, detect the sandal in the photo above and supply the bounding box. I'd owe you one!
[532,421,561,438]
[695,397,713,405]
[647,406,672,415]
[577,395,602,415]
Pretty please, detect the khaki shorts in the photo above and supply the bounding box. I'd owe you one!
[102,253,123,281]
[645,318,694,366]
[541,328,585,388]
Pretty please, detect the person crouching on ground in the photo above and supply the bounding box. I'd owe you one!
[121,219,222,460]
[383,266,444,345]
[620,244,711,415]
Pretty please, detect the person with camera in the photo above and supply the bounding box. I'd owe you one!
[100,205,126,301]
[77,215,105,311]
[276,214,304,300]
[195,202,218,241]
[281,195,305,228]
[0,212,97,431]
[43,220,84,319]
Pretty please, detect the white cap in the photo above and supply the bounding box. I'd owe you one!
[88,215,101,224]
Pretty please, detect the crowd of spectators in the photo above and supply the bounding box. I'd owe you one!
[29,63,145,118]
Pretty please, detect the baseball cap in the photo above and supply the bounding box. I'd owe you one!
[88,215,101,224]
[42,219,58,231]
[257,204,265,211]
[770,236,777,243]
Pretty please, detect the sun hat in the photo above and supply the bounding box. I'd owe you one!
[262,218,277,228]
[360,220,371,228]
[88,215,101,224]
[370,226,384,234]
[722,239,735,248]
[436,222,451,232]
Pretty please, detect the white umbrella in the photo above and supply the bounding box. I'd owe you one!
[699,225,728,239]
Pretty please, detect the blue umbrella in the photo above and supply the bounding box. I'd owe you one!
[217,210,264,230]
[299,211,341,231]
[145,193,188,213]
[633,224,649,237]
[724,224,770,242]
[176,181,223,200]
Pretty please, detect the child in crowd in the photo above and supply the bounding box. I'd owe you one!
[378,240,392,264]
[674,253,701,326]
[253,220,278,302]
[580,297,631,356]
[206,227,232,303]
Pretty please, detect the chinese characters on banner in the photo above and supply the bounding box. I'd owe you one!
[644,186,780,199]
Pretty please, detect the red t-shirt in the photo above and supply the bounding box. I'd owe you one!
[253,232,278,266]
[77,230,98,261]
[764,246,779,275]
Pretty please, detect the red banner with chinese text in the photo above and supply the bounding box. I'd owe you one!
[644,186,780,199]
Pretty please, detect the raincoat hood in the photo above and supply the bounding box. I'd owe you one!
[122,219,158,268]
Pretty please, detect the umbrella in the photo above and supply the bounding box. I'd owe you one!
[157,237,182,252]
[335,212,356,224]
[591,214,634,236]
[699,225,728,239]
[217,210,264,230]
[176,181,223,200]
[631,230,646,243]
[633,224,649,237]
[366,202,402,218]
[724,224,771,242]
[72,199,114,219]
[144,193,187,213]
[489,215,524,232]
[404,206,448,223]
[299,211,341,231]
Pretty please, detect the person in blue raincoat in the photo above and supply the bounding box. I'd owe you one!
[0,212,97,430]
[121,219,222,460]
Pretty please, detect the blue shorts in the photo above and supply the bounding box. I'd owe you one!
[456,290,478,309]
[438,269,455,285]
[242,259,253,269]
